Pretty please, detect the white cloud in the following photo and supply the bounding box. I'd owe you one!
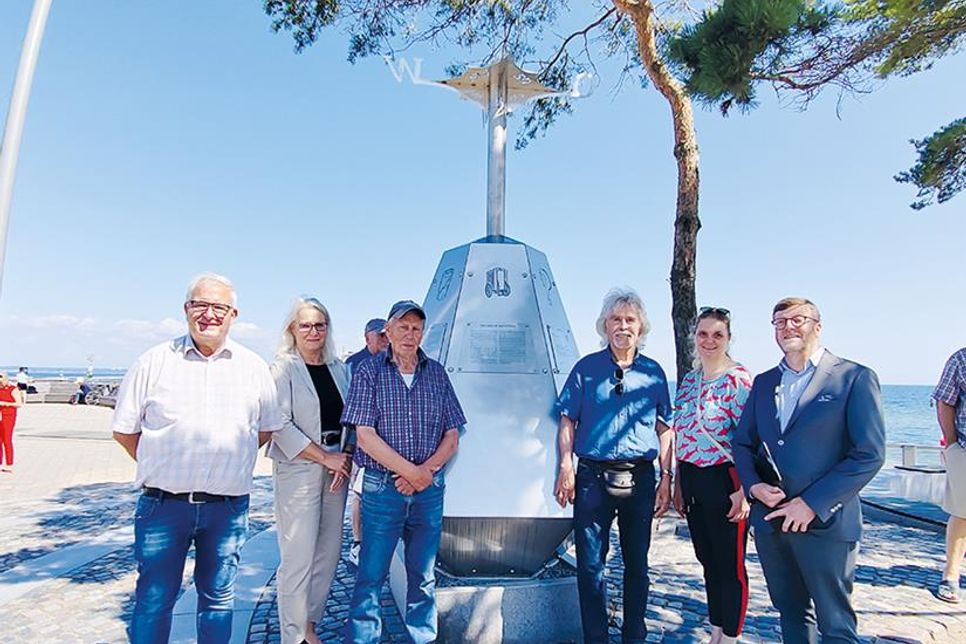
[231,321,264,339]
[114,317,186,341]
[112,318,264,342]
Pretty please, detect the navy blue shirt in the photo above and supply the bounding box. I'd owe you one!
[341,347,466,472]
[345,347,377,375]
[557,348,671,461]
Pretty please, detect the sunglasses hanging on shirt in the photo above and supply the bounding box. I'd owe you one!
[613,367,625,396]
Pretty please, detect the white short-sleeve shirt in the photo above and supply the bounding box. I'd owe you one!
[111,335,283,495]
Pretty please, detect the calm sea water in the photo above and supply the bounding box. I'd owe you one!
[881,385,937,445]
[0,366,126,380]
[0,367,941,448]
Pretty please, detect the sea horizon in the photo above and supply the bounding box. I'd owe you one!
[3,366,940,448]
[0,364,939,388]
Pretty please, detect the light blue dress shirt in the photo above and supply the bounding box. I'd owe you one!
[776,346,825,433]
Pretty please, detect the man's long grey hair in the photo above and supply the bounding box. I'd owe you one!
[595,287,651,351]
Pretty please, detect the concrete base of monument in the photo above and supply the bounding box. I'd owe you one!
[388,545,581,643]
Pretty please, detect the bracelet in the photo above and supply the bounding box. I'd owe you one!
[660,468,673,478]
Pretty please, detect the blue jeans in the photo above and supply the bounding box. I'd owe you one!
[574,460,656,644]
[345,468,445,644]
[129,492,250,644]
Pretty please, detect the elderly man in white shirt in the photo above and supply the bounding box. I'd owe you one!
[112,273,282,644]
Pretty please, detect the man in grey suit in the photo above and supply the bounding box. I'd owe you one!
[734,297,885,643]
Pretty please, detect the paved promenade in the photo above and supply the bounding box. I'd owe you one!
[0,405,964,642]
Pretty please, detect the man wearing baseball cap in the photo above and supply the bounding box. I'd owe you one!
[343,317,389,568]
[341,300,465,643]
[345,318,388,375]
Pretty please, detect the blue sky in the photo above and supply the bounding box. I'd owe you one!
[0,1,961,384]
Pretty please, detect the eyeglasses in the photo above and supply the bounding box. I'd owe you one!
[297,322,328,334]
[699,306,731,318]
[186,300,233,317]
[613,367,625,396]
[771,315,819,330]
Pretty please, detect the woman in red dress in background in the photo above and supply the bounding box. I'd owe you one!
[0,372,25,473]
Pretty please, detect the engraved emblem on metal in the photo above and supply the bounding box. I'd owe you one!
[437,268,454,301]
[485,267,511,298]
[539,268,554,303]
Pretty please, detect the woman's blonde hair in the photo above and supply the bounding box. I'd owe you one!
[276,296,337,364]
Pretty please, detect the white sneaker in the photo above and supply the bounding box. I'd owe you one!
[348,542,361,568]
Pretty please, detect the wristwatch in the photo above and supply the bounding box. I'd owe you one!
[660,468,673,478]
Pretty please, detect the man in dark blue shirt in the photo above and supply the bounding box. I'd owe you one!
[344,316,388,566]
[555,288,673,644]
[341,300,465,644]
[345,318,388,375]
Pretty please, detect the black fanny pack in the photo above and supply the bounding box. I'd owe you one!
[584,460,642,498]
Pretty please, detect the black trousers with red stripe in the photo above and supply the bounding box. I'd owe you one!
[679,461,750,637]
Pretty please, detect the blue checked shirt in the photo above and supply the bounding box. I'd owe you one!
[341,347,466,472]
[934,347,966,448]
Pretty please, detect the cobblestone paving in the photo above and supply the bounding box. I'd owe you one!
[246,525,406,644]
[0,476,276,644]
[3,488,966,642]
[1,406,965,642]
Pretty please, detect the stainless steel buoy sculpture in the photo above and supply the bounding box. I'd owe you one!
[417,58,583,576]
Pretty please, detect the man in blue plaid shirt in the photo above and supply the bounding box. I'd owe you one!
[341,299,465,643]
[935,348,966,603]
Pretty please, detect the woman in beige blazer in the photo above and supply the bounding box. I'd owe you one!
[268,296,352,644]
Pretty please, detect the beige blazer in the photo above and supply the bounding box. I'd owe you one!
[266,351,350,462]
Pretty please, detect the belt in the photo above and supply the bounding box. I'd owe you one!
[142,487,243,504]
[579,458,653,472]
[320,429,342,447]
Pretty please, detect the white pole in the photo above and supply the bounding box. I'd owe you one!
[485,60,508,238]
[0,0,53,296]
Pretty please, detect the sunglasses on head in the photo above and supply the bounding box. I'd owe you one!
[698,306,731,318]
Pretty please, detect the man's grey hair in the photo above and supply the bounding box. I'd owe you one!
[185,272,237,307]
[595,287,652,351]
[276,296,337,364]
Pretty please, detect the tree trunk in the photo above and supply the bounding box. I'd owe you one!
[615,0,701,382]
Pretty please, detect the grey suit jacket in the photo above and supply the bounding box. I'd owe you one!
[266,351,350,462]
[733,350,886,541]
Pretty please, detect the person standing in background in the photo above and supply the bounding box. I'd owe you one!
[343,317,388,567]
[15,367,29,393]
[0,373,24,473]
[933,347,966,603]
[345,318,388,375]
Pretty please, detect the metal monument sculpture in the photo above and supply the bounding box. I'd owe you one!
[409,58,588,577]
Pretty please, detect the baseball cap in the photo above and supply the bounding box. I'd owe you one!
[387,300,426,321]
[364,318,387,334]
